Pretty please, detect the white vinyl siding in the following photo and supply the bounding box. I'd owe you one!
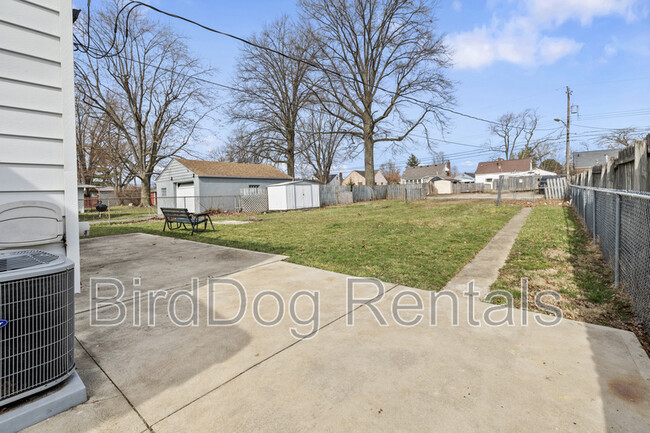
[0,0,79,291]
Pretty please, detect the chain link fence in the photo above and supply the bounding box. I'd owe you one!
[571,185,650,333]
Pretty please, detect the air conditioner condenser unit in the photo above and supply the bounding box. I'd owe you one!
[0,250,75,407]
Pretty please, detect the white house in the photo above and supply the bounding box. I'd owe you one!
[474,158,533,184]
[0,0,87,428]
[156,159,292,213]
[1,0,80,280]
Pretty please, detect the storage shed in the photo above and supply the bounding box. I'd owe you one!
[267,181,320,211]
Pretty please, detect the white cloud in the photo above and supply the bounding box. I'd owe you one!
[525,0,643,26]
[460,160,475,167]
[452,1,463,12]
[538,36,583,64]
[447,0,644,69]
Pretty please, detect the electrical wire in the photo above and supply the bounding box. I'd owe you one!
[73,0,501,126]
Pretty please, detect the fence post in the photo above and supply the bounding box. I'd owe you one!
[614,193,621,288]
[634,137,648,192]
[592,190,597,245]
[496,175,503,206]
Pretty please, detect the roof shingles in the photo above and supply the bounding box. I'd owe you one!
[475,158,532,175]
[175,159,292,179]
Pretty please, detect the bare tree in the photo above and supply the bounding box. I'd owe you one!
[379,160,401,184]
[75,93,110,185]
[596,127,645,149]
[208,128,270,164]
[430,150,446,165]
[229,16,316,177]
[300,0,453,185]
[298,107,355,184]
[75,3,214,205]
[490,109,547,160]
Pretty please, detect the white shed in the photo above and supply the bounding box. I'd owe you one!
[267,181,320,211]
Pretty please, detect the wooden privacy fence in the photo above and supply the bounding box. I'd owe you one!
[451,183,488,194]
[545,177,568,199]
[319,184,427,205]
[492,175,539,192]
[573,135,650,193]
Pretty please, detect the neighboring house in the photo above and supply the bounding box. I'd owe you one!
[573,149,622,172]
[401,162,451,184]
[310,173,343,186]
[156,159,292,213]
[342,170,388,185]
[454,173,475,183]
[474,158,533,184]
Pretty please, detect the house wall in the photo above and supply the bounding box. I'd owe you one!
[0,0,80,291]
[197,177,281,212]
[475,170,532,184]
[432,180,453,194]
[343,171,387,185]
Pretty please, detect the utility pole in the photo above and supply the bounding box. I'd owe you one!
[565,86,572,182]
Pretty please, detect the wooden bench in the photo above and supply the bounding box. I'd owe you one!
[160,207,215,235]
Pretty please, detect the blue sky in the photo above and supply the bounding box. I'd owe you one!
[83,0,650,174]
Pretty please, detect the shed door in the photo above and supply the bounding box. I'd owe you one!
[176,183,195,213]
[295,184,314,208]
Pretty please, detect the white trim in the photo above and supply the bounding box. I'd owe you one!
[59,1,80,293]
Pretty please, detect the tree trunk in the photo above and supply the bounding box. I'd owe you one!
[287,134,296,178]
[140,173,152,206]
[363,115,375,186]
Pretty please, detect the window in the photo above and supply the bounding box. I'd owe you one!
[248,185,259,189]
[161,188,167,196]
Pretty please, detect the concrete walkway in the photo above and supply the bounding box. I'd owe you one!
[23,232,650,433]
[444,207,532,298]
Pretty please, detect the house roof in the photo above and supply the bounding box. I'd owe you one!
[475,158,532,175]
[572,149,621,169]
[175,159,292,179]
[350,170,380,177]
[402,164,448,180]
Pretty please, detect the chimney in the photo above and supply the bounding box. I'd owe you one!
[339,172,343,185]
[445,161,450,173]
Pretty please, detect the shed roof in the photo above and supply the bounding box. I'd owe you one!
[402,164,448,180]
[572,149,621,169]
[175,159,292,179]
[475,158,532,175]
[269,180,316,187]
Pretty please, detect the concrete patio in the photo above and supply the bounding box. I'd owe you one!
[25,233,650,432]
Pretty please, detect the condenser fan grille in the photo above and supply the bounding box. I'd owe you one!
[0,268,75,406]
[0,251,58,273]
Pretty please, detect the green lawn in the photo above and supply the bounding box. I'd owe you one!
[490,205,638,332]
[79,205,157,222]
[88,200,521,290]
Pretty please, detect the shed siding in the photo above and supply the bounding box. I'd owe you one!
[0,0,80,291]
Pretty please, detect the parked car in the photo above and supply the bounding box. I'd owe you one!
[538,175,560,193]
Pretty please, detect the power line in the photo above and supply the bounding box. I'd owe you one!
[76,0,501,126]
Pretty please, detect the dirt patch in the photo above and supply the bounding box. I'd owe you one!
[500,199,566,207]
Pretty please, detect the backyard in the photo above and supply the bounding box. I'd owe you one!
[88,199,520,290]
[79,205,156,222]
[490,204,649,353]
